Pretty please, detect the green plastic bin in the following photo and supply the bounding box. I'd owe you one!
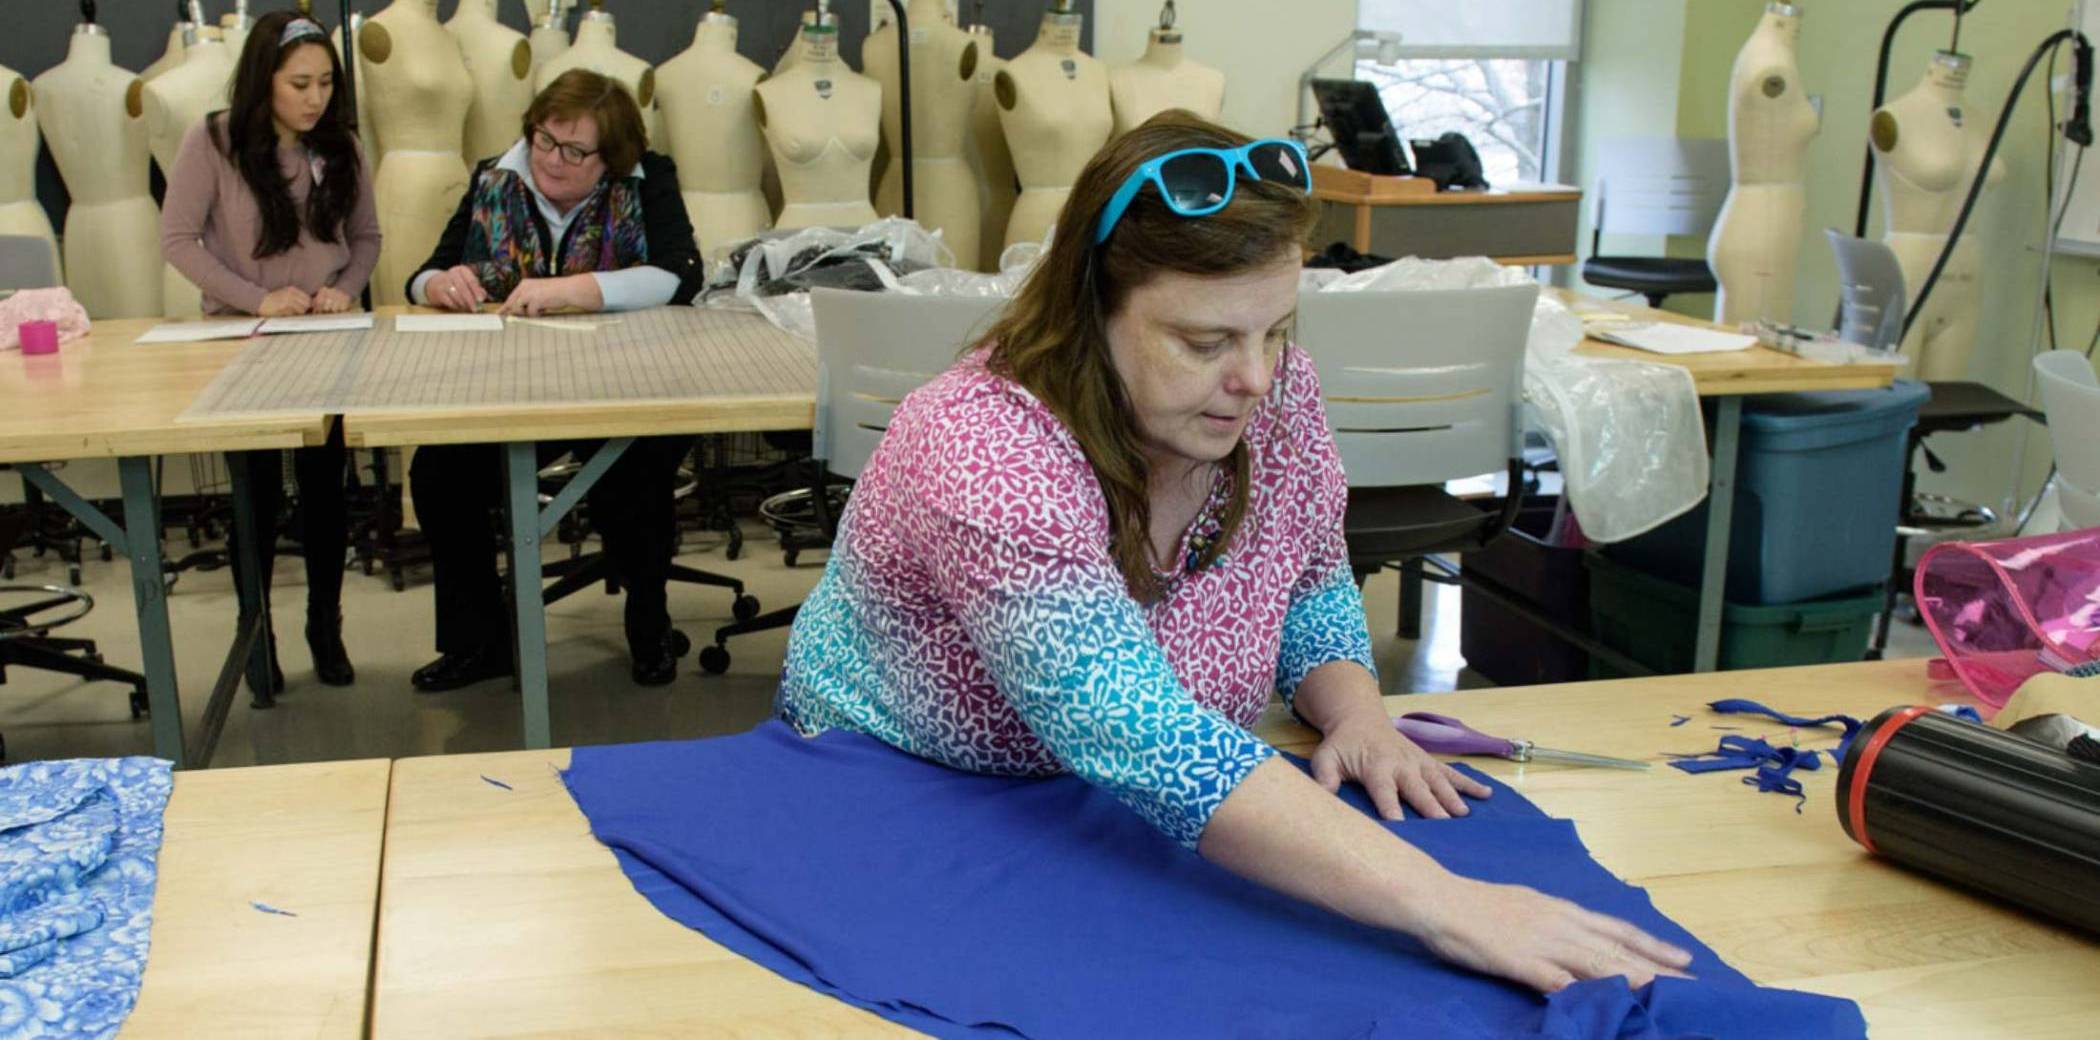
[1584,552,1881,678]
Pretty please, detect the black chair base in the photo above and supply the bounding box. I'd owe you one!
[1581,256,1717,309]
[1346,464,1526,640]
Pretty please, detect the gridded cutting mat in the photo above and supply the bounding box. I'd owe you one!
[179,307,817,420]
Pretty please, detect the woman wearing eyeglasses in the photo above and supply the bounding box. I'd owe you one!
[404,70,702,690]
[779,111,1692,994]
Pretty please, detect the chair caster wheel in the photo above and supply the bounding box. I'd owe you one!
[732,595,760,623]
[784,551,800,568]
[130,690,149,719]
[698,645,730,675]
[670,630,692,657]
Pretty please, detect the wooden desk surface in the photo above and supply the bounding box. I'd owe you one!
[1553,288,1900,397]
[0,317,331,463]
[370,660,2099,1038]
[124,758,391,1039]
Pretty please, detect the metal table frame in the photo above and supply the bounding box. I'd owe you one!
[15,452,278,768]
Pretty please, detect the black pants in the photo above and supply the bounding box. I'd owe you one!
[409,436,691,661]
[229,427,350,627]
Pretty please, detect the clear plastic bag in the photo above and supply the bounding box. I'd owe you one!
[701,218,959,340]
[1310,257,1708,543]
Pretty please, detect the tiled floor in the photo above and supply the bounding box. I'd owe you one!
[0,513,1938,768]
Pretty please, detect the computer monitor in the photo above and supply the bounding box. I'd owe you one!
[1310,78,1411,176]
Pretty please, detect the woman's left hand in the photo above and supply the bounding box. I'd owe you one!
[1309,714,1493,822]
[498,275,603,317]
[311,286,354,314]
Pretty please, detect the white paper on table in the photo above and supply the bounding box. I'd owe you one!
[394,313,505,333]
[134,318,264,344]
[1590,322,1758,355]
[258,313,376,334]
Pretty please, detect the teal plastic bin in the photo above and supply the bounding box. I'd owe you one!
[1606,380,1929,605]
[1585,552,1881,677]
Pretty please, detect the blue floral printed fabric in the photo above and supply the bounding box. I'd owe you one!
[0,757,173,1038]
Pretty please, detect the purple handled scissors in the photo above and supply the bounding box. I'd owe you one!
[1394,712,1651,771]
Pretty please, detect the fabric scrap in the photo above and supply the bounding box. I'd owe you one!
[1706,699,1863,754]
[564,723,1865,1039]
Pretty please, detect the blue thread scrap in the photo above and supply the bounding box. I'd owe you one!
[1669,715,1691,727]
[249,901,298,917]
[480,775,515,791]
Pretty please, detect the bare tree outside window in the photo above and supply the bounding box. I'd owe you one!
[1356,58,1551,186]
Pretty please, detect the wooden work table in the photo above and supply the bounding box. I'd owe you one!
[1555,288,1902,397]
[369,661,2099,1038]
[124,758,391,1038]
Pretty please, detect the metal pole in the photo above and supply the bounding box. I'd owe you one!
[886,0,913,220]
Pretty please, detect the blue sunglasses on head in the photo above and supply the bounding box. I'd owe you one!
[1093,138,1314,245]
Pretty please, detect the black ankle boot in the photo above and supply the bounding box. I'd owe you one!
[306,616,356,687]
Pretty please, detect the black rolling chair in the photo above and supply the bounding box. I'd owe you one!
[0,508,151,760]
[1579,138,1728,309]
[699,288,1009,675]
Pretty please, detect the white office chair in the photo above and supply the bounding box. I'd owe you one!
[1295,282,1538,636]
[0,235,59,293]
[2035,351,2100,532]
[701,287,1010,674]
[1824,229,1908,351]
[1581,138,1729,307]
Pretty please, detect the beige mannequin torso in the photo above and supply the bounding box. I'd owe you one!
[1872,52,2008,379]
[142,24,190,83]
[756,28,882,230]
[867,0,981,267]
[144,37,235,319]
[447,0,534,165]
[526,0,572,79]
[34,29,163,319]
[360,0,472,305]
[1707,4,1818,325]
[658,15,770,255]
[1109,31,1224,135]
[963,25,1015,271]
[218,15,251,65]
[537,15,661,150]
[0,68,60,284]
[995,14,1112,249]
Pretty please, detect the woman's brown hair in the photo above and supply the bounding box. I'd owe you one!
[521,69,648,177]
[981,110,1318,603]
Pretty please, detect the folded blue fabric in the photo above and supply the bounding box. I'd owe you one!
[566,723,1865,1039]
[0,757,173,1037]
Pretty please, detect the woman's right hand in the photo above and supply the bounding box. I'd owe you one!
[426,265,489,312]
[258,287,313,317]
[1412,875,1694,993]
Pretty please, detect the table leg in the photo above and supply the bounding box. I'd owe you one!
[504,443,553,750]
[118,457,188,765]
[1693,397,1742,673]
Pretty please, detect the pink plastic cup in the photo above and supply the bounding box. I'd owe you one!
[17,320,58,355]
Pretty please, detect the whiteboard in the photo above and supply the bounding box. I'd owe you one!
[2058,0,2100,254]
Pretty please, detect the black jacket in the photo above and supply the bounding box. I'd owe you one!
[406,149,701,304]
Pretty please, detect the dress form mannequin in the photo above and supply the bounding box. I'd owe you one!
[1707,2,1818,325]
[962,17,1015,271]
[535,3,661,149]
[218,2,253,63]
[525,0,573,79]
[1873,50,2009,379]
[360,0,472,306]
[756,14,882,230]
[657,4,771,255]
[1108,13,1224,135]
[331,17,382,165]
[867,0,981,266]
[143,24,233,319]
[446,0,534,164]
[995,6,1112,249]
[0,66,61,284]
[34,20,164,319]
[142,5,194,84]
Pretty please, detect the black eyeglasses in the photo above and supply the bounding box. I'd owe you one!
[530,127,600,165]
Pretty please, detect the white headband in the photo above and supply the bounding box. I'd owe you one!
[280,18,326,47]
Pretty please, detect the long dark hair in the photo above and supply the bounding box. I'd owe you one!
[980,111,1318,603]
[209,10,362,259]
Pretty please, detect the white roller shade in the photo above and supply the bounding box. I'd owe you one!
[1359,0,1585,61]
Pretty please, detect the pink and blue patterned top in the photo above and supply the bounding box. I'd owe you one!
[778,345,1375,849]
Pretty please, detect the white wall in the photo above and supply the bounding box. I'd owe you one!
[1093,0,1359,136]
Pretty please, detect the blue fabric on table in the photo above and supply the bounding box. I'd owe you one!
[564,723,1865,1039]
[0,757,173,1038]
